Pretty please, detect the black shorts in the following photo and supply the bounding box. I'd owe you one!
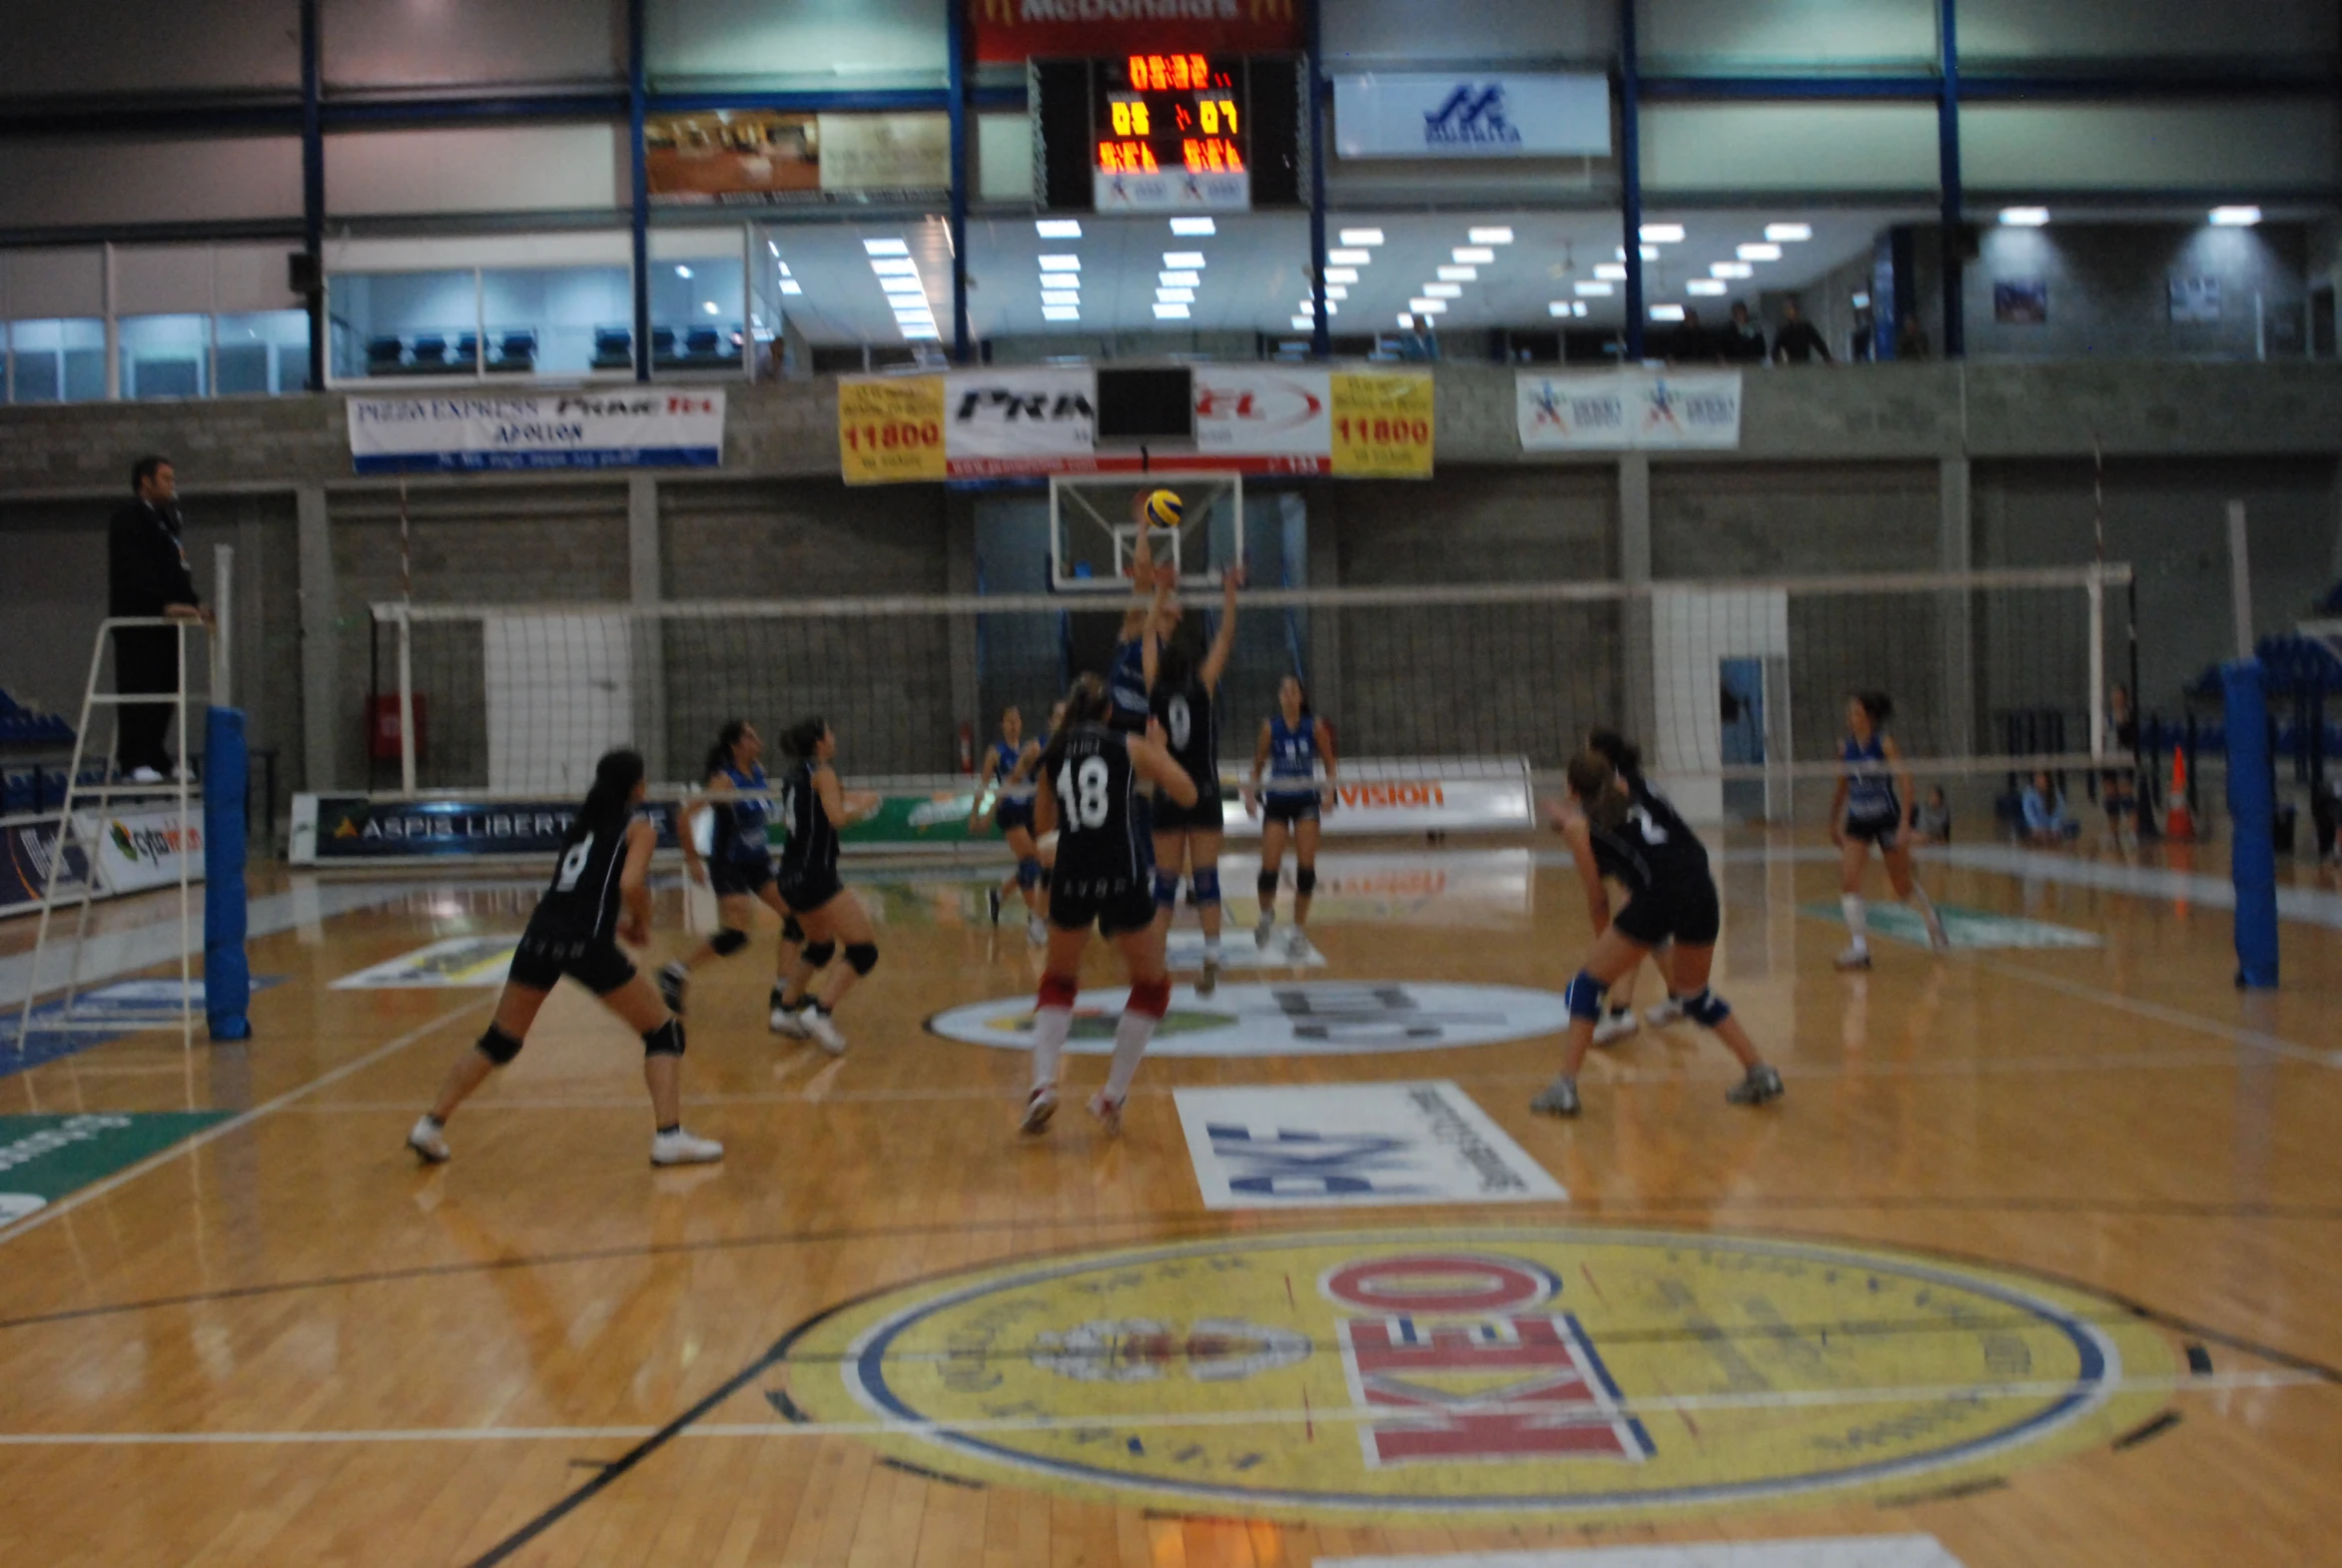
[994,797,1036,834]
[777,868,846,916]
[1845,814,1902,848]
[507,928,637,997]
[1611,874,1722,950]
[1262,793,1320,826]
[709,855,775,898]
[1049,872,1159,939]
[1154,787,1227,834]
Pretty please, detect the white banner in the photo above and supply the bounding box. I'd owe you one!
[77,807,205,896]
[1193,366,1330,470]
[1220,765,1536,838]
[1517,371,1743,450]
[1334,73,1612,159]
[944,369,1098,477]
[1175,1081,1565,1209]
[1094,166,1251,212]
[348,390,725,473]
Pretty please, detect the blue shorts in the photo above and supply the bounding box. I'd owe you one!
[994,796,1035,835]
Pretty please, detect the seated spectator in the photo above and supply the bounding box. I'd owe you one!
[1773,298,1833,366]
[1725,302,1767,363]
[1896,314,1932,361]
[1914,786,1952,845]
[2020,770,2078,845]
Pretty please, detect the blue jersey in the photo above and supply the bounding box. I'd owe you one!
[1108,636,1150,732]
[1843,735,1900,824]
[715,763,771,864]
[992,739,1035,802]
[1266,712,1320,798]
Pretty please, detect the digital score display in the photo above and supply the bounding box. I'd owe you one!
[1093,54,1248,180]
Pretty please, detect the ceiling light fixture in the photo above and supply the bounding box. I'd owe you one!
[1437,265,1477,282]
[1340,228,1385,246]
[1035,219,1083,239]
[1164,251,1207,269]
[1575,281,1614,297]
[1291,315,1313,330]
[1327,248,1371,266]
[1998,206,2050,227]
[779,280,802,296]
[1323,267,1359,284]
[1468,226,1514,245]
[870,258,918,276]
[1154,302,1191,319]
[1594,263,1627,281]
[1686,280,1728,296]
[1452,247,1495,264]
[1650,304,1686,321]
[1324,284,1347,300]
[1160,270,1199,287]
[1738,243,1783,262]
[1549,302,1573,317]
[1765,223,1813,242]
[1410,299,1446,315]
[1640,224,1685,244]
[1396,313,1414,328]
[1043,305,1081,321]
[1038,254,1081,272]
[674,265,693,279]
[1422,283,1462,299]
[1159,287,1196,303]
[863,238,910,256]
[1041,290,1081,307]
[2209,205,2262,227]
[1710,261,1754,279]
[1170,216,1216,236]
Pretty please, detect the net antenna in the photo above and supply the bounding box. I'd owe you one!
[1050,471,1242,592]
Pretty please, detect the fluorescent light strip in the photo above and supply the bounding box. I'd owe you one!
[1035,219,1083,239]
[1467,227,1513,245]
[1158,288,1196,304]
[1041,290,1081,307]
[870,258,918,276]
[1650,304,1686,321]
[779,280,802,295]
[1999,206,2050,227]
[1160,270,1199,287]
[1738,243,1783,262]
[1290,315,1313,329]
[1408,298,1446,314]
[1437,265,1477,282]
[1594,263,1626,281]
[1326,249,1371,266]
[1422,283,1461,299]
[864,238,910,256]
[1710,261,1753,279]
[1452,247,1495,264]
[1686,280,1728,296]
[1170,216,1216,236]
[1164,251,1206,268]
[1323,285,1347,300]
[880,277,925,295]
[1765,223,1812,242]
[2210,205,2262,226]
[1640,224,1685,243]
[1574,281,1614,297]
[1043,306,1081,321]
[1395,313,1414,328]
[1038,254,1081,272]
[1154,303,1190,319]
[1322,267,1358,285]
[1339,228,1384,246]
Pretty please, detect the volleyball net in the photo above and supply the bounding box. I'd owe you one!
[365,564,2132,817]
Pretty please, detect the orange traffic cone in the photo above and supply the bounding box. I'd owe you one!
[2165,746,2194,842]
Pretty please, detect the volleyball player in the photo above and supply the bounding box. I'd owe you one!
[1151,565,1242,993]
[1582,728,1688,1044]
[660,720,806,1029]
[970,706,1048,945]
[1531,749,1784,1118]
[1244,675,1336,959]
[1831,691,1949,969]
[1020,673,1200,1137]
[768,717,882,1055]
[406,749,722,1167]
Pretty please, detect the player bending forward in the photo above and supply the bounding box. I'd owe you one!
[1532,749,1784,1118]
[1020,673,1199,1137]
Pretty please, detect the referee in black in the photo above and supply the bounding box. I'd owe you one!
[107,455,210,782]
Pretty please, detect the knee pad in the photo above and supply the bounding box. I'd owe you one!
[475,1023,523,1066]
[1128,976,1172,1018]
[782,915,805,944]
[710,927,749,957]
[1153,869,1182,909]
[642,1018,686,1058]
[845,942,879,977]
[1564,971,1611,1022]
[1682,988,1732,1028]
[802,940,837,969]
[1018,857,1043,890]
[1038,971,1080,1010]
[1294,866,1317,897]
[1256,870,1279,903]
[1189,866,1221,907]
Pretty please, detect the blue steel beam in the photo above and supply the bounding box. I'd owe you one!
[1620,0,1645,361]
[947,0,972,361]
[1308,1,1329,359]
[1939,0,1964,358]
[628,0,651,384]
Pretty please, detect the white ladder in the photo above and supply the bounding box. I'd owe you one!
[13,558,230,1054]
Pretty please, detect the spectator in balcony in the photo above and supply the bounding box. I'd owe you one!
[2020,770,2078,845]
[1772,298,1833,366]
[1914,786,1952,845]
[1725,302,1767,363]
[1896,313,1933,361]
[107,455,210,783]
[1672,308,1721,365]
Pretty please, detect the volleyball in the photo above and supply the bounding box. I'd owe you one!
[1144,488,1183,528]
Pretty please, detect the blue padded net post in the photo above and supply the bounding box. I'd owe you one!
[2221,660,2279,989]
[204,706,253,1040]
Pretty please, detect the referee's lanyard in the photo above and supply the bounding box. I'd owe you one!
[148,502,189,575]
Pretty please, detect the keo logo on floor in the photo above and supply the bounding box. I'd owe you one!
[1175,1083,1564,1209]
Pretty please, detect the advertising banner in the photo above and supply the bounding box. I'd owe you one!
[1333,73,1612,159]
[647,112,949,205]
[839,376,948,484]
[1094,166,1250,213]
[291,796,682,864]
[1329,371,1434,476]
[943,368,1100,477]
[1517,371,1743,451]
[1194,366,1331,469]
[970,0,1301,66]
[0,816,91,919]
[82,807,205,896]
[348,391,726,473]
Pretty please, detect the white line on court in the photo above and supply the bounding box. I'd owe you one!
[1963,955,2342,1068]
[0,1368,2321,1448]
[0,996,487,1247]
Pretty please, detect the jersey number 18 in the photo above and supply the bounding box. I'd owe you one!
[1057,757,1112,831]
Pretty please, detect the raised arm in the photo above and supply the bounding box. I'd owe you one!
[1142,573,1173,694]
[1198,565,1243,691]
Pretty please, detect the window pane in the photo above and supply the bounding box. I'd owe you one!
[119,313,213,399]
[328,270,479,378]
[480,266,629,377]
[650,256,745,374]
[9,318,106,402]
[217,310,312,395]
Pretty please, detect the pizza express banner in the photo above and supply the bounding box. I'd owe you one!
[969,0,1301,66]
[1516,371,1743,450]
[840,368,1432,483]
[291,796,682,864]
[348,392,725,473]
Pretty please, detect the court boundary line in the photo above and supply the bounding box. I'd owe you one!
[0,997,487,1249]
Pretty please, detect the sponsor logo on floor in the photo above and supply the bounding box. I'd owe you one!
[0,1111,235,1227]
[1175,1082,1564,1209]
[774,1227,2179,1524]
[1800,901,2102,950]
[1,978,283,1077]
[1316,1535,1967,1567]
[332,935,520,989]
[926,981,1575,1058]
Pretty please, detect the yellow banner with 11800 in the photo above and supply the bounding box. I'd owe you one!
[1329,372,1434,477]
[839,376,946,483]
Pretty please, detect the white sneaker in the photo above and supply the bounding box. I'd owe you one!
[770,1003,809,1038]
[1020,1086,1058,1135]
[651,1128,724,1166]
[1028,915,1049,945]
[127,766,165,785]
[1644,996,1685,1028]
[1197,947,1221,997]
[1254,914,1274,949]
[807,1010,848,1057]
[405,1116,449,1164]
[1592,1008,1640,1048]
[1835,944,1873,972]
[1088,1090,1125,1137]
[1283,927,1310,960]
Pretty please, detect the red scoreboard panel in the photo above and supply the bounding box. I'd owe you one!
[1033,54,1301,212]
[1095,53,1246,178]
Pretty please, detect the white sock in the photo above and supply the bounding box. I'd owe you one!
[1030,1005,1072,1094]
[1841,895,1869,948]
[1104,1007,1160,1101]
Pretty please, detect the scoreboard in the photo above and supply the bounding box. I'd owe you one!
[1033,54,1301,213]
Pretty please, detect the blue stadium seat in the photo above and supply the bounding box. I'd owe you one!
[591,327,634,371]
[409,335,447,370]
[488,331,537,375]
[366,336,404,375]
[453,333,480,370]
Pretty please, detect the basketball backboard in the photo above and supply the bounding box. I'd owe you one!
[1049,471,1242,593]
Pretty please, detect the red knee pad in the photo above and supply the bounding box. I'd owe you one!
[1128,977,1172,1018]
[1037,972,1080,1010]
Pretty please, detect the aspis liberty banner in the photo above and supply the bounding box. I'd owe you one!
[349,391,725,472]
[1516,371,1743,450]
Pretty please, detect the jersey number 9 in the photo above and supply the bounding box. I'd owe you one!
[1057,757,1112,831]
[1166,695,1191,752]
[555,833,595,892]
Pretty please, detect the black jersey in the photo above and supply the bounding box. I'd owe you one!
[1152,677,1215,795]
[530,812,638,941]
[1585,788,1709,898]
[778,759,840,882]
[1044,722,1150,888]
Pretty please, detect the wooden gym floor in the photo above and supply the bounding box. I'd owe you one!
[1,834,2339,1567]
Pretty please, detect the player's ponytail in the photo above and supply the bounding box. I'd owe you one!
[575,748,646,842]
[1062,672,1112,727]
[1566,749,1630,832]
[704,718,747,781]
[783,716,830,760]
